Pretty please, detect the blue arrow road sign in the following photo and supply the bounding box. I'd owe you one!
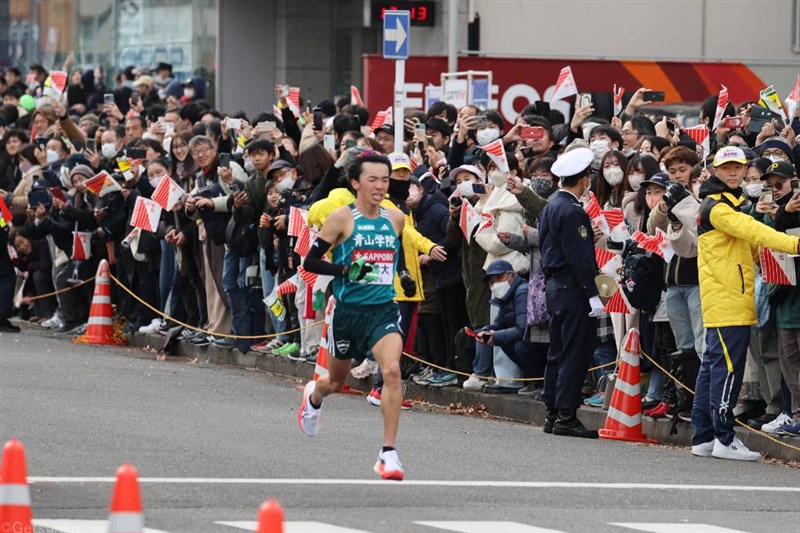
[383,10,410,60]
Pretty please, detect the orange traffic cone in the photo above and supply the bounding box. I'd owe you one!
[78,259,125,346]
[313,297,360,395]
[599,328,658,444]
[256,498,284,533]
[107,463,143,533]
[0,438,33,532]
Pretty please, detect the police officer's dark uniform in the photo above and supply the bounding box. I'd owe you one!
[538,147,603,438]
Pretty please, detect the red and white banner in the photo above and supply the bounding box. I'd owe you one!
[151,176,185,211]
[682,125,710,159]
[760,248,797,286]
[604,290,631,314]
[294,223,315,257]
[277,274,298,295]
[595,247,622,279]
[481,139,509,173]
[49,71,68,93]
[712,84,729,131]
[459,200,483,244]
[785,75,800,125]
[131,196,162,232]
[613,84,625,117]
[351,85,364,106]
[370,106,393,130]
[583,192,609,234]
[287,87,301,117]
[550,66,578,102]
[71,231,92,261]
[631,228,674,263]
[601,209,630,242]
[288,206,308,237]
[84,171,122,198]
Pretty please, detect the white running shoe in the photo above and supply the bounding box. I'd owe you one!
[462,374,485,391]
[691,440,713,457]
[351,358,379,379]
[761,412,792,434]
[297,381,321,438]
[374,449,404,481]
[711,438,761,461]
[41,316,63,329]
[138,318,162,334]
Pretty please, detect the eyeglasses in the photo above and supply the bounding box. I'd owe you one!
[762,150,787,159]
[191,146,211,156]
[773,179,789,189]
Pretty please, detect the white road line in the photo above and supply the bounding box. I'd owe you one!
[611,524,752,533]
[26,478,800,493]
[416,521,566,532]
[33,520,169,533]
[216,521,372,533]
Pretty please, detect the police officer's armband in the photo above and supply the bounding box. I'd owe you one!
[303,237,348,277]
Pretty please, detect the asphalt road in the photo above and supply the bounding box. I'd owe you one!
[1,328,798,533]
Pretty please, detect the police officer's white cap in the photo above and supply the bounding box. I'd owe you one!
[551,147,593,178]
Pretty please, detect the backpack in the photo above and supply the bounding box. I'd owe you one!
[452,327,476,384]
[620,244,665,311]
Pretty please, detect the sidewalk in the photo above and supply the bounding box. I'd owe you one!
[129,331,800,462]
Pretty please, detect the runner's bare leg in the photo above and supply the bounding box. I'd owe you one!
[371,332,404,448]
[312,356,351,404]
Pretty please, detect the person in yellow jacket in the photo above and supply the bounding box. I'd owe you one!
[692,146,800,461]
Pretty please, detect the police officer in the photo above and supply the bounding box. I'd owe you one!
[538,147,604,438]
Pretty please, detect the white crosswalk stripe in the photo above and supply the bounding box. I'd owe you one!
[611,523,753,533]
[416,522,567,533]
[33,519,169,533]
[215,521,373,532]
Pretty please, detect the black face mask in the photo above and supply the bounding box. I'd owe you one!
[388,178,411,202]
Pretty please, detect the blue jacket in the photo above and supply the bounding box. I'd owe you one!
[484,275,528,346]
[412,182,461,289]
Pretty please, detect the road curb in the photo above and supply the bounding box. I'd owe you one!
[129,331,800,462]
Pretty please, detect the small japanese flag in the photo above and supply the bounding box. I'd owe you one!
[604,289,631,315]
[151,176,186,211]
[631,229,674,263]
[682,125,710,159]
[277,274,299,295]
[351,85,364,106]
[785,75,800,125]
[583,192,609,234]
[84,171,123,198]
[370,107,393,130]
[459,200,483,244]
[294,224,315,257]
[601,209,630,242]
[49,71,68,94]
[712,84,729,131]
[131,196,162,232]
[550,66,578,102]
[71,231,92,261]
[613,84,625,117]
[481,138,509,173]
[288,206,308,238]
[760,248,797,286]
[595,248,622,279]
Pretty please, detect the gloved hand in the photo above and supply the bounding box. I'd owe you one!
[667,208,680,224]
[664,182,689,210]
[588,295,605,318]
[348,257,380,283]
[399,270,416,297]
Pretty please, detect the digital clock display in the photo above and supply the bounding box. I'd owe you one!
[370,1,436,27]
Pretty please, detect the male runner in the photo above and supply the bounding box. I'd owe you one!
[299,152,408,480]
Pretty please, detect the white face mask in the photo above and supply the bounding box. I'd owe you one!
[766,154,784,163]
[628,173,645,191]
[101,143,117,159]
[46,149,60,165]
[149,174,165,188]
[589,139,610,158]
[604,166,624,186]
[407,185,422,206]
[275,175,295,193]
[184,88,195,99]
[244,160,255,173]
[745,182,764,198]
[488,169,508,186]
[477,127,500,146]
[490,280,511,299]
[456,180,476,198]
